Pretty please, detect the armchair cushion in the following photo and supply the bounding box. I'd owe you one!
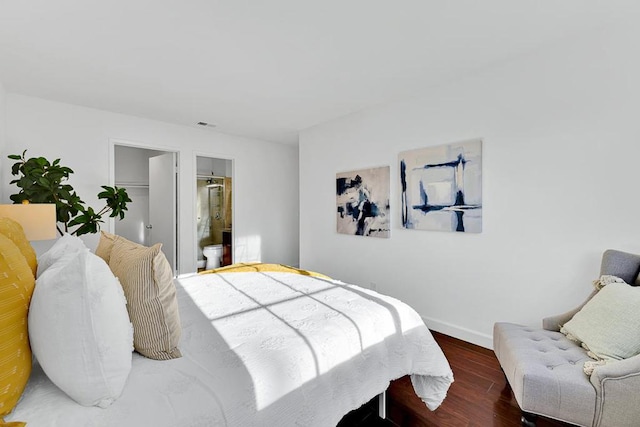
[561,282,640,362]
[493,322,595,426]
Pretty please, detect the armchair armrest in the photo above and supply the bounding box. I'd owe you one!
[590,354,640,427]
[542,290,597,331]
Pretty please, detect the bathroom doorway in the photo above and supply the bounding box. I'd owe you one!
[113,143,179,273]
[196,155,233,270]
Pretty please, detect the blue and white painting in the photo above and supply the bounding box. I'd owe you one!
[399,139,482,233]
[336,166,390,238]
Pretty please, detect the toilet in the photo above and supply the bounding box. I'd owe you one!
[202,244,223,270]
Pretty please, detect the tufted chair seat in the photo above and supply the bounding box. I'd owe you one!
[494,323,595,426]
[494,249,640,426]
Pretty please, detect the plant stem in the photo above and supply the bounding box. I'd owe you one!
[96,205,110,217]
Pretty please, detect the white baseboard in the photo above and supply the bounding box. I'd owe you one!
[421,315,493,350]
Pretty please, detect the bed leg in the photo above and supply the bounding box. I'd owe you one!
[378,390,386,419]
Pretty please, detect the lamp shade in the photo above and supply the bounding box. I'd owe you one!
[0,204,57,240]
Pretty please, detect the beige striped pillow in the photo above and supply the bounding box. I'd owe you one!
[108,237,181,360]
[95,230,117,264]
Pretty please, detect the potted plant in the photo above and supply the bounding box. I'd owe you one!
[8,150,132,236]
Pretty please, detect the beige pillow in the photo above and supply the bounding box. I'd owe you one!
[561,282,640,362]
[95,230,117,264]
[109,237,182,360]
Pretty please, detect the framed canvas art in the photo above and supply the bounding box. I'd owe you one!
[399,139,482,233]
[336,166,390,238]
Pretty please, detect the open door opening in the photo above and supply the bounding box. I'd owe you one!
[196,155,233,271]
[113,144,179,274]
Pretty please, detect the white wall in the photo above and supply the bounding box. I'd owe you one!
[299,22,640,348]
[3,94,299,273]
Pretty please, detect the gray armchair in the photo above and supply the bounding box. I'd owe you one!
[493,250,640,427]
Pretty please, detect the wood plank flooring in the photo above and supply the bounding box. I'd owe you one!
[338,331,574,427]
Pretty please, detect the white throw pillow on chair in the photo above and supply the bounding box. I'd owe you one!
[562,282,640,362]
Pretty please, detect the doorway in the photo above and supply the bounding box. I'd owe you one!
[196,155,233,270]
[113,143,179,273]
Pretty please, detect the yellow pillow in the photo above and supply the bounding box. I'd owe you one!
[109,237,181,360]
[94,231,117,264]
[0,233,35,427]
[0,218,37,277]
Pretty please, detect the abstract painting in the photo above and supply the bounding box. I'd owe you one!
[336,166,390,238]
[399,139,482,233]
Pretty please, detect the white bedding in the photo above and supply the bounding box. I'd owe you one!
[9,271,453,426]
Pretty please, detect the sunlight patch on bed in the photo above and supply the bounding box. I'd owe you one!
[178,272,425,410]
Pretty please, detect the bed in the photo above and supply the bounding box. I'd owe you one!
[5,242,453,426]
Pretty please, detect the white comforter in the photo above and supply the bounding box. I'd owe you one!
[9,271,453,426]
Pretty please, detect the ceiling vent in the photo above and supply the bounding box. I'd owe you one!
[196,121,216,128]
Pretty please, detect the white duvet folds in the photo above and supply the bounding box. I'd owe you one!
[9,271,453,426]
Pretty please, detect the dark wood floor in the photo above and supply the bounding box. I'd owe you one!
[338,331,574,427]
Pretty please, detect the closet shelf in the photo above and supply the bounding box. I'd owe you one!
[115,182,149,189]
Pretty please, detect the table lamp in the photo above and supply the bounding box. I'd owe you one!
[0,203,57,240]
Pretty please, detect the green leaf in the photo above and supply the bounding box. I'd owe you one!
[35,157,49,167]
[7,150,131,235]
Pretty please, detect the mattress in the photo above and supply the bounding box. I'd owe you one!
[8,270,453,426]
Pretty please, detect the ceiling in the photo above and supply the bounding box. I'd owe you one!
[0,1,634,144]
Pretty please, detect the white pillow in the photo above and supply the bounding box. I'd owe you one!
[29,250,133,408]
[561,282,640,361]
[36,233,88,277]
